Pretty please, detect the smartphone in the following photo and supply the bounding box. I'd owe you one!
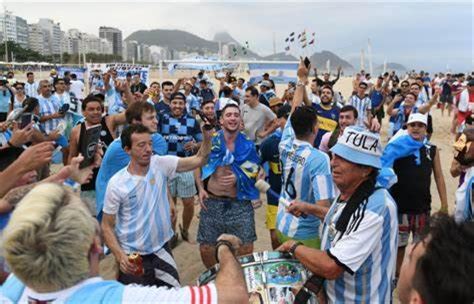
[79,124,102,169]
[58,103,70,114]
[196,109,215,131]
[19,113,33,129]
[303,57,311,69]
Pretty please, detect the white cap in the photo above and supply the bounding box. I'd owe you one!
[407,113,428,126]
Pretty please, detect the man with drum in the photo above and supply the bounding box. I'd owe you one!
[278,61,398,303]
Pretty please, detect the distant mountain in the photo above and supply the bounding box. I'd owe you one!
[375,62,408,74]
[309,50,353,72]
[213,32,237,44]
[262,52,298,61]
[126,29,219,54]
[126,29,357,69]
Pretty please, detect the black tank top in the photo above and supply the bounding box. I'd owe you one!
[79,116,114,191]
[390,144,437,214]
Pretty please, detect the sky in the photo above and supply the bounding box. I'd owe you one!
[2,0,473,72]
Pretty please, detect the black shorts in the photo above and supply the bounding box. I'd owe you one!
[440,95,453,104]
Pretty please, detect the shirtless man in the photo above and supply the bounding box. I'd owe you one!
[195,103,261,268]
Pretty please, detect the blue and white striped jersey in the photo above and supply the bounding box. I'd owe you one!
[348,95,372,127]
[24,81,39,98]
[38,94,63,134]
[277,119,335,240]
[103,155,179,254]
[320,189,398,303]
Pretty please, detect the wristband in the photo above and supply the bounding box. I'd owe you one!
[289,241,303,257]
[63,178,80,192]
[214,240,235,264]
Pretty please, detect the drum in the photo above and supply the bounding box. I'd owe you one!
[197,251,318,304]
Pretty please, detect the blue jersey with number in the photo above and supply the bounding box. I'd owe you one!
[277,119,335,240]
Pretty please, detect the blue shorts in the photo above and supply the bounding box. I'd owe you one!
[168,171,197,198]
[197,197,256,246]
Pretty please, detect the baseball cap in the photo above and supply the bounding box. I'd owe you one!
[170,92,186,101]
[269,97,283,108]
[50,69,57,74]
[260,80,272,88]
[407,113,428,126]
[468,79,474,86]
[330,126,382,169]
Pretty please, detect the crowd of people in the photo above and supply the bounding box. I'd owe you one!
[0,59,473,303]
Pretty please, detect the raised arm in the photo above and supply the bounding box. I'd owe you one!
[332,66,342,84]
[176,126,212,173]
[386,94,403,117]
[418,89,440,114]
[291,59,310,114]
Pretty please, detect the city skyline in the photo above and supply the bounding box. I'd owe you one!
[1,1,472,72]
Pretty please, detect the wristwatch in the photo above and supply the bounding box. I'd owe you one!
[296,80,307,87]
[214,240,235,263]
[289,241,303,257]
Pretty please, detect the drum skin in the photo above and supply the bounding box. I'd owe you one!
[197,251,318,304]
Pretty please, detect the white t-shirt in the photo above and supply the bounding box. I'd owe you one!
[309,92,321,105]
[70,80,85,99]
[18,277,218,303]
[217,97,237,111]
[103,155,179,254]
[241,103,276,144]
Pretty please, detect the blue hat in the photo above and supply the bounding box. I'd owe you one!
[330,126,382,169]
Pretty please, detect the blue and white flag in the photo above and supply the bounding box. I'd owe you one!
[57,66,87,82]
[248,63,298,84]
[167,56,237,74]
[86,63,150,85]
[377,130,425,188]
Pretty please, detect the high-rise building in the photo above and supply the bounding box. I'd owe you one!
[38,18,61,55]
[60,30,72,54]
[139,44,151,63]
[15,16,28,49]
[28,23,46,54]
[0,11,29,49]
[99,38,113,55]
[0,11,17,42]
[124,40,138,62]
[99,26,122,58]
